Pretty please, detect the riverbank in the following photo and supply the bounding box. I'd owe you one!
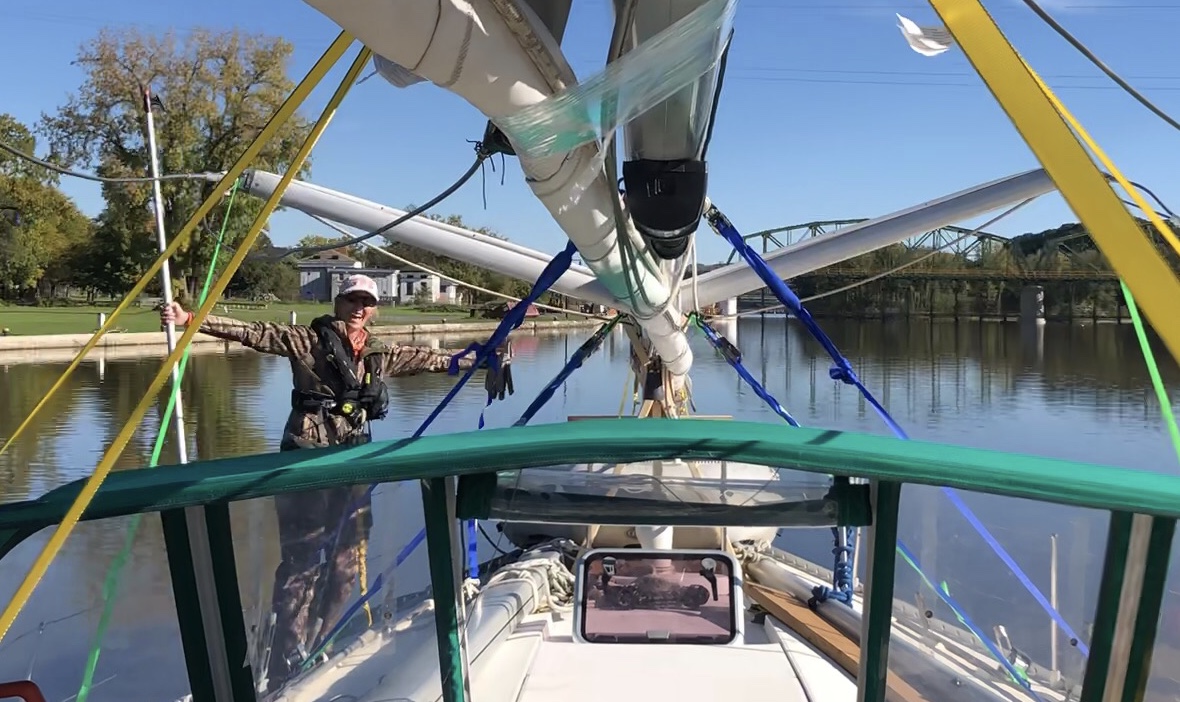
[0,302,592,335]
[0,317,603,356]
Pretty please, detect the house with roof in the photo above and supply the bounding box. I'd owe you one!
[297,250,399,302]
[297,250,465,305]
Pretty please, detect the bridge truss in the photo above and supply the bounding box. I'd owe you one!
[723,219,1012,265]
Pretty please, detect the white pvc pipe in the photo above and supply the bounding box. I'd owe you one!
[246,167,1056,316]
[694,168,1056,306]
[239,171,613,305]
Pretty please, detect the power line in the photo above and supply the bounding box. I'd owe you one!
[728,66,1180,82]
[0,140,217,184]
[1018,0,1180,131]
[722,73,1180,91]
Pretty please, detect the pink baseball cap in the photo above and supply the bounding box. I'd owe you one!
[337,274,379,303]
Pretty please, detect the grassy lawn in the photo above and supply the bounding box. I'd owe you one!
[0,302,571,336]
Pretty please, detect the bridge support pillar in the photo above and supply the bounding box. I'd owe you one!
[722,297,738,317]
[1020,285,1045,326]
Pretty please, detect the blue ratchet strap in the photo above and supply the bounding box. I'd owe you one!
[710,207,1042,657]
[513,315,622,427]
[707,203,1083,661]
[690,312,850,601]
[706,207,905,435]
[691,313,853,604]
[339,239,575,547]
[445,239,579,431]
[814,525,855,606]
[691,314,800,427]
[437,240,575,575]
[940,488,1089,657]
[305,526,428,661]
[466,520,479,580]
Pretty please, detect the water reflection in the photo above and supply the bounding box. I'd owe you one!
[1,319,1178,700]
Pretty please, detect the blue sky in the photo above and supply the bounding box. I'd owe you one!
[3,0,1179,264]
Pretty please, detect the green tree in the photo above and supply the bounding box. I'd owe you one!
[0,114,58,184]
[0,115,91,298]
[411,282,433,306]
[297,233,354,257]
[39,27,314,298]
[226,258,300,300]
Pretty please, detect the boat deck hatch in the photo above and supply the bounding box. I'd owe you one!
[573,548,739,645]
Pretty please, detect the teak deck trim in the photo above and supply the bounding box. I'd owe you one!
[744,582,929,702]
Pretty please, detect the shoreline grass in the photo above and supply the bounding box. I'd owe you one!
[0,303,574,336]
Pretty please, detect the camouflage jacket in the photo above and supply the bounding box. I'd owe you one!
[198,314,476,450]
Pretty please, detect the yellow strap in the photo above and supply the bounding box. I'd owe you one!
[0,34,356,460]
[928,0,1180,365]
[0,38,370,644]
[358,538,373,627]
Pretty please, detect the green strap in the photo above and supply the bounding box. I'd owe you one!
[1120,279,1180,466]
[76,182,239,702]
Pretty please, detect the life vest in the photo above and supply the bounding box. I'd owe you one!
[291,317,390,423]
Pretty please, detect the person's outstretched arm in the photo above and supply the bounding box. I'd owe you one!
[382,342,478,376]
[161,301,312,357]
[382,340,515,401]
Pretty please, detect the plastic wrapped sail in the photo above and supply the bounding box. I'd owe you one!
[298,0,740,380]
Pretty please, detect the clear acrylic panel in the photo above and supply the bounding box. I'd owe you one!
[226,477,525,702]
[0,516,189,702]
[882,485,1109,701]
[228,479,437,701]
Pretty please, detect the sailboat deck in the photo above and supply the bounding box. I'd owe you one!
[505,604,852,702]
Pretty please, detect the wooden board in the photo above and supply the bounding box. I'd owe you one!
[743,582,929,702]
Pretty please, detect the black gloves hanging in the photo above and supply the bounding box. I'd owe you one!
[483,343,515,402]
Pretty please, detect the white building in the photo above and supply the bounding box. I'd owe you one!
[398,270,463,304]
[297,250,397,302]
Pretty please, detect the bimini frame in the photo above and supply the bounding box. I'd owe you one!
[0,420,1178,702]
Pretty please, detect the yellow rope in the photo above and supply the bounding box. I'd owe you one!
[0,34,355,460]
[357,538,373,627]
[0,37,368,644]
[927,0,1180,366]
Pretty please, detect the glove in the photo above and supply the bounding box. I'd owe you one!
[484,343,515,401]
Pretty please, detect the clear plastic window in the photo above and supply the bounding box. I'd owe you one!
[575,549,737,645]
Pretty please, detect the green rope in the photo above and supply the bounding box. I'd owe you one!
[76,181,239,702]
[894,546,1027,686]
[1120,279,1180,466]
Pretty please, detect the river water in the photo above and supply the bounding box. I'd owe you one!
[2,317,1179,701]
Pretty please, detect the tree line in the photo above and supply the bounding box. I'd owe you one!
[780,219,1180,317]
[0,26,1173,311]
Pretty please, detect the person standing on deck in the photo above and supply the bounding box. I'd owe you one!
[160,273,513,692]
